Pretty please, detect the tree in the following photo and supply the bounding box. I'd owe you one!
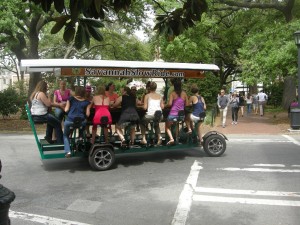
[2,0,299,105]
[0,0,152,97]
[239,19,300,109]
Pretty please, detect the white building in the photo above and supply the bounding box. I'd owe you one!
[0,69,29,91]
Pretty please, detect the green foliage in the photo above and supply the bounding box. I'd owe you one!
[89,77,128,96]
[239,19,300,85]
[154,0,208,40]
[184,72,220,105]
[265,82,284,107]
[159,17,217,63]
[265,106,286,113]
[0,87,23,118]
[25,0,152,48]
[79,29,152,61]
[13,80,29,119]
[27,0,208,45]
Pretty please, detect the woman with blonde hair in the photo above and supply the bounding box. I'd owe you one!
[87,85,112,144]
[53,80,71,121]
[30,80,63,144]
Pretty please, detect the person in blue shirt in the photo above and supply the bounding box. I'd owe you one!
[63,86,91,157]
[185,85,206,145]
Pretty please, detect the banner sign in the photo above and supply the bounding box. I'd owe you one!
[60,67,205,78]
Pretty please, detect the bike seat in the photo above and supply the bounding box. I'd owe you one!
[71,117,84,129]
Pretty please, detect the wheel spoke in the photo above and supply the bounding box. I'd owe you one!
[208,139,223,153]
[94,150,112,168]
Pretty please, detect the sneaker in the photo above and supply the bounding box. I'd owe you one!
[222,124,225,128]
[234,121,238,125]
[65,152,71,158]
[231,122,234,125]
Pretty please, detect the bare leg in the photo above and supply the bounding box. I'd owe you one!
[140,123,147,143]
[166,121,174,144]
[197,122,202,143]
[154,123,162,143]
[185,114,192,132]
[130,127,135,144]
[116,124,124,141]
[104,128,109,143]
[91,125,97,144]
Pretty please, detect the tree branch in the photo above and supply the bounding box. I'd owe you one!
[217,0,294,22]
[152,0,170,14]
[80,44,118,59]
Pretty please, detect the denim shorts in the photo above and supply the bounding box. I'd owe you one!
[167,115,184,122]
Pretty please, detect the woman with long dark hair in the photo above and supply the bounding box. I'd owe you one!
[165,79,188,145]
[111,86,140,146]
[230,92,240,125]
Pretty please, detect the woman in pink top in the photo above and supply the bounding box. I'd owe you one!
[105,82,119,104]
[53,80,71,121]
[87,85,112,144]
[165,79,188,145]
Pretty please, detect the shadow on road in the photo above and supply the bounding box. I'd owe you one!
[40,148,206,172]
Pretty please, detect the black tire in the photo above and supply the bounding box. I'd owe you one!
[203,134,226,157]
[89,147,115,171]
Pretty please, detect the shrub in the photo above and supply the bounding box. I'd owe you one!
[0,87,20,118]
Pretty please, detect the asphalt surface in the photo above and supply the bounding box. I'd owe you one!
[1,111,300,225]
[1,133,300,225]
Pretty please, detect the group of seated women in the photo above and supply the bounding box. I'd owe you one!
[30,78,206,157]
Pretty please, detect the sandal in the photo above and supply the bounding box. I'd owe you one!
[156,139,162,146]
[167,139,175,146]
[121,139,126,146]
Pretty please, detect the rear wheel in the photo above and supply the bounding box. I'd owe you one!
[203,134,226,157]
[89,147,115,171]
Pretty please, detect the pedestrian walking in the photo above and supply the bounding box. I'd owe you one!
[257,90,268,116]
[230,92,239,125]
[239,92,245,117]
[217,89,229,128]
[246,93,253,115]
[252,93,258,115]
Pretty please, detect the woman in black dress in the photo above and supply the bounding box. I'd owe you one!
[111,86,139,145]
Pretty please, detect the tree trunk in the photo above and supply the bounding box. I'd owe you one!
[248,84,258,95]
[282,76,296,110]
[27,15,42,99]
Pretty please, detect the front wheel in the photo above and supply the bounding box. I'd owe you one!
[89,147,115,171]
[203,134,226,157]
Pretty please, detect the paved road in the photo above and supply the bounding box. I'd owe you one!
[1,134,300,225]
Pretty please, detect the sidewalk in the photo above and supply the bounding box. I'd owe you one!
[205,110,294,135]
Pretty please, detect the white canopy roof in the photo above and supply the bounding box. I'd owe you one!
[20,59,219,72]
